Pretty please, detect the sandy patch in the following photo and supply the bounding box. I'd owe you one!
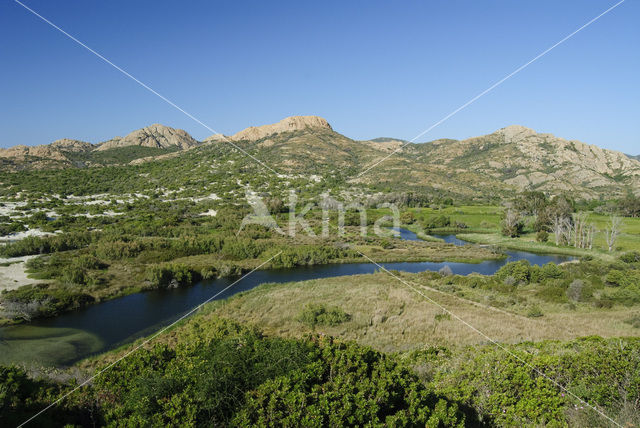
[0,228,57,243]
[199,209,218,217]
[0,255,45,291]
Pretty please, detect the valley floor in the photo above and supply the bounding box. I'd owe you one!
[207,272,639,353]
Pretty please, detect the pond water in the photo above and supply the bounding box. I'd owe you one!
[0,230,572,367]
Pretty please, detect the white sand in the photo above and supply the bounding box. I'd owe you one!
[0,255,45,291]
[0,228,56,243]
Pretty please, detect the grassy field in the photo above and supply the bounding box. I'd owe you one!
[405,205,640,257]
[203,271,639,354]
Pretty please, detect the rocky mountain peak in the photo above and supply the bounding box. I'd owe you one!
[96,124,198,151]
[50,138,94,152]
[222,115,332,142]
[496,125,537,142]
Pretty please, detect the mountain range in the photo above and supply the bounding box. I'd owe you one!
[1,116,639,199]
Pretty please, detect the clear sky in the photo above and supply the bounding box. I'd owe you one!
[1,0,638,153]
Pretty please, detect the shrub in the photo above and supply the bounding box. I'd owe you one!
[431,337,640,426]
[91,318,470,427]
[439,265,453,276]
[531,263,564,282]
[297,303,351,328]
[536,230,549,242]
[0,285,94,320]
[605,270,627,287]
[424,215,450,229]
[502,221,524,238]
[400,211,416,224]
[496,260,531,284]
[272,245,353,268]
[593,297,614,309]
[503,276,517,286]
[61,266,87,285]
[379,238,394,249]
[220,238,264,260]
[620,251,640,264]
[94,239,144,260]
[527,305,544,317]
[567,279,584,302]
[0,222,25,236]
[0,232,97,257]
[73,254,107,270]
[235,339,467,427]
[146,264,197,288]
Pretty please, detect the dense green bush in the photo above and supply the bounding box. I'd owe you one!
[0,365,96,426]
[0,221,25,236]
[297,303,351,328]
[271,245,355,268]
[495,260,532,284]
[92,318,468,427]
[620,251,640,264]
[496,261,564,285]
[536,230,549,242]
[145,263,197,288]
[431,337,640,426]
[221,238,265,260]
[236,339,466,427]
[0,284,94,320]
[423,215,451,229]
[531,263,564,282]
[605,269,631,287]
[0,232,98,257]
[93,239,145,260]
[400,211,416,224]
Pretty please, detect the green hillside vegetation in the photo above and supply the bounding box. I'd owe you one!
[2,119,640,426]
[65,145,179,166]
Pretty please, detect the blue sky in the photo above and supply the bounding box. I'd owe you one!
[1,0,638,153]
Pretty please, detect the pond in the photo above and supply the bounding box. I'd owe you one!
[0,229,573,367]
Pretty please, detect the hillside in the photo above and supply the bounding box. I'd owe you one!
[2,117,639,199]
[399,125,640,199]
[96,123,199,151]
[0,124,199,171]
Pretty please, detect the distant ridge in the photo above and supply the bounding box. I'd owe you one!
[205,115,332,142]
[96,124,199,151]
[1,117,639,199]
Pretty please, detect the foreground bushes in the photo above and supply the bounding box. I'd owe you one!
[2,317,639,427]
[0,319,470,426]
[425,337,640,426]
[91,318,468,427]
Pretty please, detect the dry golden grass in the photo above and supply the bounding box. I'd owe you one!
[211,272,639,353]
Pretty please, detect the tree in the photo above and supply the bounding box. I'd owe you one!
[400,211,416,224]
[571,213,595,249]
[605,215,623,252]
[620,193,640,217]
[514,191,548,217]
[502,209,524,238]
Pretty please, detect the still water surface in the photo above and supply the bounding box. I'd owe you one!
[0,229,572,366]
